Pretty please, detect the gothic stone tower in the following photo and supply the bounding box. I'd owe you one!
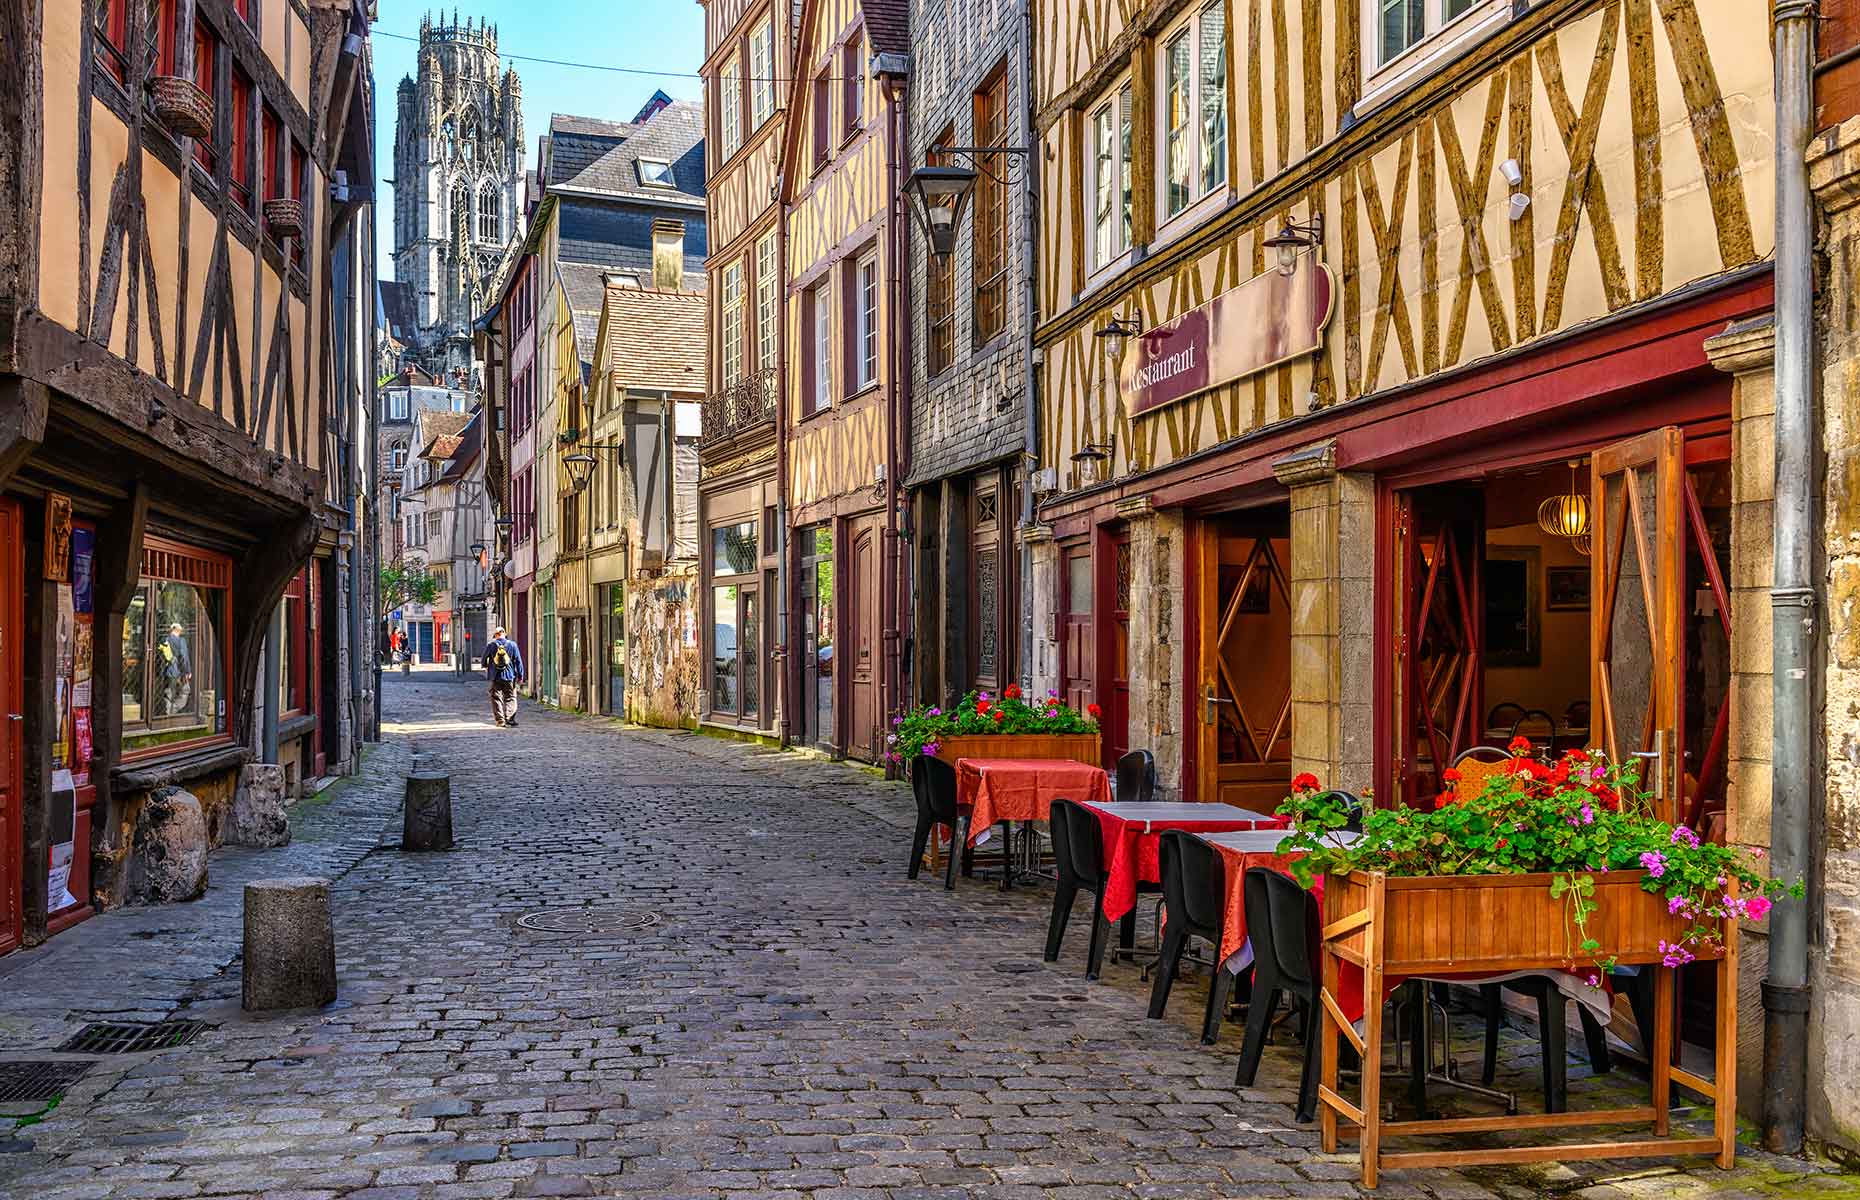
[393,12,524,378]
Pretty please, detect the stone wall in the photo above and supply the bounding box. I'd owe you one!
[1027,530,1059,701]
[625,569,702,729]
[1123,504,1186,798]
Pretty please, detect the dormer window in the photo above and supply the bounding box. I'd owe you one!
[638,158,676,187]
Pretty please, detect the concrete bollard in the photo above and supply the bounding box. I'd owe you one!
[402,771,454,851]
[242,877,337,1011]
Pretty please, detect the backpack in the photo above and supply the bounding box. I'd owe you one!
[491,643,511,670]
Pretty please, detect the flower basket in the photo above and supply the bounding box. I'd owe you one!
[930,733,1100,767]
[264,198,305,239]
[148,75,213,140]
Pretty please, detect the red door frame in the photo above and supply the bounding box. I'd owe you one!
[1058,537,1096,728]
[1097,525,1128,773]
[0,500,20,954]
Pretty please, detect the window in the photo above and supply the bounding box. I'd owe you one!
[812,71,831,169]
[637,158,675,187]
[720,259,745,386]
[478,186,500,241]
[842,36,865,139]
[290,139,307,262]
[713,521,758,575]
[1377,0,1481,66]
[262,106,283,203]
[712,584,740,713]
[926,134,956,376]
[755,231,778,374]
[391,445,408,470]
[192,21,218,171]
[807,280,831,415]
[150,0,179,78]
[450,181,469,234]
[230,68,254,210]
[718,55,741,159]
[121,539,231,755]
[972,68,1010,344]
[95,0,129,84]
[427,511,442,540]
[749,17,775,128]
[1159,4,1228,221]
[852,251,878,390]
[279,567,309,717]
[1089,84,1135,270]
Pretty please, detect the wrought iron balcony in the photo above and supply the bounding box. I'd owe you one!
[701,369,776,447]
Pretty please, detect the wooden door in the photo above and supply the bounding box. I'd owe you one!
[1393,490,1484,806]
[1196,523,1293,813]
[1060,542,1094,715]
[1591,428,1687,820]
[1106,533,1131,770]
[0,500,20,954]
[848,516,880,761]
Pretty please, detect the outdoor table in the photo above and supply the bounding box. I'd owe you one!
[1082,802,1275,922]
[1195,828,1339,976]
[954,757,1110,845]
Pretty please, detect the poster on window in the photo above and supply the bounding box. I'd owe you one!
[52,582,73,773]
[47,769,76,913]
[71,528,94,784]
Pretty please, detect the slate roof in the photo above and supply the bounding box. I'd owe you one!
[439,413,483,482]
[599,287,706,393]
[379,281,418,340]
[545,101,705,203]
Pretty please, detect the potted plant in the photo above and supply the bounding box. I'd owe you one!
[147,75,213,141]
[1272,743,1801,1186]
[264,198,305,240]
[887,686,1100,769]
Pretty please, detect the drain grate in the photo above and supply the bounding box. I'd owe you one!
[58,1019,210,1055]
[515,907,661,935]
[0,1060,92,1103]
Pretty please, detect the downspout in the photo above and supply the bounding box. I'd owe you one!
[1765,0,1817,1157]
[776,179,793,748]
[262,606,281,763]
[1016,0,1039,692]
[880,60,911,775]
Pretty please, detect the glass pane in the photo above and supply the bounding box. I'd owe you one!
[1444,0,1475,18]
[976,549,998,680]
[813,525,834,558]
[1067,552,1092,616]
[1199,4,1227,194]
[1382,0,1424,63]
[1093,105,1114,266]
[1605,470,1656,772]
[741,590,760,718]
[713,586,739,712]
[714,521,758,575]
[1119,87,1133,247]
[155,583,200,719]
[814,558,835,735]
[1165,33,1192,215]
[122,588,146,726]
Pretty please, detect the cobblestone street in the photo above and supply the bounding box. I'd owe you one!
[0,670,1852,1199]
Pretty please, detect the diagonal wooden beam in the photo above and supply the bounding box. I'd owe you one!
[1436,70,1513,364]
[1537,2,1629,331]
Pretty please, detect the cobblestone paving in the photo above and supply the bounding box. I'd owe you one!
[0,669,1855,1200]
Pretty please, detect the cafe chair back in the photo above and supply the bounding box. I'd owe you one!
[1148,830,1233,1044]
[1507,708,1558,750]
[907,755,967,890]
[1045,798,1139,980]
[1115,750,1159,803]
[1235,866,1323,1122]
[1486,701,1527,731]
[1317,788,1366,833]
[1448,746,1512,804]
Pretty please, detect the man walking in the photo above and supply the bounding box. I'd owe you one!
[484,625,524,728]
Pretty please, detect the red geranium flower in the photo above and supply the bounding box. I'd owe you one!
[976,699,992,714]
[1087,703,1102,719]
[1497,837,1510,849]
[992,709,1005,722]
[1004,684,1021,700]
[1508,734,1534,755]
[1291,772,1321,794]
[1434,794,1451,810]
[1441,768,1462,785]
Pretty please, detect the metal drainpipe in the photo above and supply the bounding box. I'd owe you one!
[1765,0,1817,1157]
[1016,0,1039,692]
[775,176,793,749]
[883,69,910,775]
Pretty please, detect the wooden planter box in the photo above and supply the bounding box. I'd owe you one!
[1316,870,1737,1187]
[930,733,1100,766]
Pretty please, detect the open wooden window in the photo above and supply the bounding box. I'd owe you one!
[841,34,865,139]
[95,0,130,84]
[192,20,218,172]
[230,67,254,210]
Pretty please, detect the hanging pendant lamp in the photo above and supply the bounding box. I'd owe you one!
[1537,460,1590,540]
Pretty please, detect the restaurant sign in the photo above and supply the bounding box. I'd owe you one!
[1120,252,1335,418]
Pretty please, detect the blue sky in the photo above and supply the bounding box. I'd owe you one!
[370,1,706,274]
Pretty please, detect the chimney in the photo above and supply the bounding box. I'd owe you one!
[651,219,685,290]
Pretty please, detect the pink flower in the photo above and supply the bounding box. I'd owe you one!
[1746,895,1772,922]
[1670,825,1700,849]
[1640,851,1667,879]
[1659,939,1695,968]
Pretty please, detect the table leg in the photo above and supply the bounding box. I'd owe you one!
[1000,822,1014,891]
[1652,965,1675,1137]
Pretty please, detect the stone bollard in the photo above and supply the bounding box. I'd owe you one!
[242,877,337,1011]
[402,771,454,851]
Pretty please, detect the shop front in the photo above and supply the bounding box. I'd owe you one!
[699,469,778,735]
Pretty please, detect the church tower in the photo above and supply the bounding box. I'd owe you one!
[392,11,525,378]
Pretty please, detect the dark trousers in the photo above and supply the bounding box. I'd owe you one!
[491,680,518,725]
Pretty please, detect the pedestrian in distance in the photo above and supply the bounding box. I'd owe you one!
[484,625,524,728]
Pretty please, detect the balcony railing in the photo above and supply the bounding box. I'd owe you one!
[701,369,776,447]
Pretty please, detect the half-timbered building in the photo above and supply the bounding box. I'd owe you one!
[0,0,376,952]
[698,0,789,739]
[778,0,911,763]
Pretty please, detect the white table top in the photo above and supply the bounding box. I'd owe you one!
[1086,802,1271,830]
[1197,828,1362,853]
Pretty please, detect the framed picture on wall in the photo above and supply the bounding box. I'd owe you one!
[1483,546,1541,668]
[1547,566,1591,611]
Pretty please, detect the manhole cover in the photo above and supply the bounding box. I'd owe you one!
[0,1060,92,1102]
[58,1020,210,1055]
[514,907,660,934]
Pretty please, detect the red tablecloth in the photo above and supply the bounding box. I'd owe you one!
[1085,804,1277,922]
[956,758,1110,846]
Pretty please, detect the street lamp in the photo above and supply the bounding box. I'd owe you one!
[901,164,978,260]
[1094,313,1143,363]
[564,450,598,494]
[1262,213,1325,276]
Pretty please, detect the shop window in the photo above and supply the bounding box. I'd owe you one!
[972,66,1010,344]
[749,16,775,128]
[230,68,254,211]
[1157,3,1227,222]
[713,584,740,713]
[279,566,312,718]
[192,20,218,172]
[121,539,231,756]
[842,34,865,140]
[718,55,742,160]
[755,231,778,374]
[1088,83,1134,271]
[713,520,757,576]
[95,0,130,85]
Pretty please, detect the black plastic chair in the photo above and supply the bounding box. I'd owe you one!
[1318,788,1366,833]
[1115,750,1159,802]
[1045,798,1150,979]
[1234,867,1323,1122]
[1508,708,1558,751]
[1487,702,1527,732]
[1476,978,1616,1112]
[907,756,968,890]
[1147,831,1232,1044]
